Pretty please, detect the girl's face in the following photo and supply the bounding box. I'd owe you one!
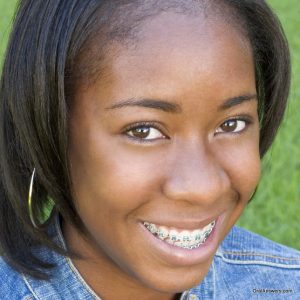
[66,12,260,299]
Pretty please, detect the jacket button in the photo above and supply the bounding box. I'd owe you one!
[189,294,199,300]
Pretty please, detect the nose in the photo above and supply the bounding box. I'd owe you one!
[162,141,230,207]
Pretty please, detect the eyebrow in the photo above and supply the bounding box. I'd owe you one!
[106,98,182,113]
[219,94,257,110]
[106,94,257,113]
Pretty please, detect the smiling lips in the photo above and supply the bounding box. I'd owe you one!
[143,220,216,249]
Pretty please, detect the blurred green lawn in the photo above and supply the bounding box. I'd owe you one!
[1,1,299,250]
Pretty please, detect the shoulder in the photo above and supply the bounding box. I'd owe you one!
[202,227,300,299]
[187,227,300,300]
[0,256,33,300]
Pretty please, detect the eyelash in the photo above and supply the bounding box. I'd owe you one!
[123,117,252,143]
[215,116,252,136]
[123,122,168,143]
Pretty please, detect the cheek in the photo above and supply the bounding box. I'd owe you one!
[69,130,165,218]
[217,138,261,201]
[214,136,261,238]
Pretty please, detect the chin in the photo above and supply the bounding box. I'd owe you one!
[133,257,213,295]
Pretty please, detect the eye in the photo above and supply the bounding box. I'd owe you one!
[125,123,166,141]
[216,119,247,134]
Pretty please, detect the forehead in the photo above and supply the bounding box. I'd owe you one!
[92,12,254,101]
[114,12,251,75]
[75,11,255,116]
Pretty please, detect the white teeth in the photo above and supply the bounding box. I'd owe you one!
[157,227,168,240]
[192,230,203,242]
[143,220,216,249]
[169,229,179,242]
[148,223,157,234]
[181,231,191,242]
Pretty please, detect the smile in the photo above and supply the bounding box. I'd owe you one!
[143,220,216,250]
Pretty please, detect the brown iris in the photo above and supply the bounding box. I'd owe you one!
[220,120,237,132]
[131,126,150,139]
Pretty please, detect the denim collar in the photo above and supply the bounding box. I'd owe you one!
[22,215,214,300]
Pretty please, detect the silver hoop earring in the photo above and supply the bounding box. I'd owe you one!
[28,168,38,228]
[28,168,54,228]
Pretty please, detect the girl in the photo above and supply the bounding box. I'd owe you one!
[0,1,299,299]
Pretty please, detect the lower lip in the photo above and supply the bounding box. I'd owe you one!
[139,215,224,267]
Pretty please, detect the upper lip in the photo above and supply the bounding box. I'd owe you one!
[141,215,219,230]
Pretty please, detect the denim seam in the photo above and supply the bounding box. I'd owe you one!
[22,274,40,300]
[215,255,300,268]
[179,290,189,300]
[212,260,216,300]
[65,257,102,299]
[22,296,34,300]
[220,251,300,261]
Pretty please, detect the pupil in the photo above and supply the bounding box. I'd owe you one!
[222,120,237,132]
[133,127,150,138]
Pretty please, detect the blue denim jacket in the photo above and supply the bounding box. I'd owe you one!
[1,216,300,300]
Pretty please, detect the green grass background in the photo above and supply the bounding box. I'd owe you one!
[1,1,299,250]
